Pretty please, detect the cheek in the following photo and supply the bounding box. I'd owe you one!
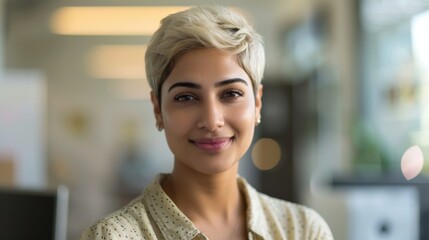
[233,109,253,124]
[162,110,191,152]
[228,100,256,127]
[162,107,194,134]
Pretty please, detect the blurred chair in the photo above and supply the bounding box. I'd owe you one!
[0,185,69,240]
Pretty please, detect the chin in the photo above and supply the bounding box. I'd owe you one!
[191,159,239,176]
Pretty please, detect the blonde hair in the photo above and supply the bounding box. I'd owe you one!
[145,6,265,97]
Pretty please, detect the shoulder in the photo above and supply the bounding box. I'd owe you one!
[238,177,333,239]
[257,193,334,239]
[79,195,156,240]
[259,192,319,219]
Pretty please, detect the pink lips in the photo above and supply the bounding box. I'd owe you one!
[191,137,232,153]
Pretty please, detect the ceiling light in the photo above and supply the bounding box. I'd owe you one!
[50,6,191,35]
[87,45,147,80]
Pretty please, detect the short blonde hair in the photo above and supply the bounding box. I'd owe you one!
[145,6,265,97]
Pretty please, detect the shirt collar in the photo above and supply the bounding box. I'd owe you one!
[237,177,270,239]
[143,174,201,240]
[144,174,271,240]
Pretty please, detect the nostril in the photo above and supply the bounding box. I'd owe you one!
[197,119,224,131]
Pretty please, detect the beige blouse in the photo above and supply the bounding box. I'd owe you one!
[80,174,333,240]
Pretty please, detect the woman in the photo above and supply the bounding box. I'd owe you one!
[80,6,333,240]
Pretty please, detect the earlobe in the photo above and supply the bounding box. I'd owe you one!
[150,91,163,130]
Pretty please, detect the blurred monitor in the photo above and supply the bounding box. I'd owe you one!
[0,186,68,240]
[347,186,419,240]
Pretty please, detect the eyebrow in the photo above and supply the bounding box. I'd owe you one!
[215,78,248,87]
[167,78,248,92]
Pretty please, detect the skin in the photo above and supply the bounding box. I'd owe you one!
[151,48,263,240]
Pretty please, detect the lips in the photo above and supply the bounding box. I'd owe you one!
[190,137,233,153]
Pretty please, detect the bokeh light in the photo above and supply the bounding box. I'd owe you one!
[251,138,281,170]
[401,145,424,180]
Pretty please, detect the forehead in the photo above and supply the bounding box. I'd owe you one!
[164,48,251,86]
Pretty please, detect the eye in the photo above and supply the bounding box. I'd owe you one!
[222,89,244,99]
[174,93,198,102]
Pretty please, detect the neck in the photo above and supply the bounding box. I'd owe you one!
[162,162,242,222]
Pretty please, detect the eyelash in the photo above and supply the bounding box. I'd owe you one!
[221,89,244,99]
[174,93,198,102]
[173,89,244,103]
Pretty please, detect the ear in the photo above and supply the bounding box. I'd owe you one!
[150,91,163,129]
[255,84,263,123]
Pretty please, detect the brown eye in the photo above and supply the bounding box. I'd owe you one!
[174,94,198,102]
[222,90,244,99]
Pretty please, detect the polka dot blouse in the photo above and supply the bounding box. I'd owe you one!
[79,174,334,240]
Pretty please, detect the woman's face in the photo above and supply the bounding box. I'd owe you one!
[151,48,262,175]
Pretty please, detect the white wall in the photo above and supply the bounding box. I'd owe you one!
[0,71,47,188]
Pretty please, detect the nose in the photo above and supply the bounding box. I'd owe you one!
[197,98,224,131]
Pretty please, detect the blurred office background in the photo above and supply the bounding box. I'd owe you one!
[0,0,428,239]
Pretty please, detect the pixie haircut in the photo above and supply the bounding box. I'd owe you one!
[145,6,265,98]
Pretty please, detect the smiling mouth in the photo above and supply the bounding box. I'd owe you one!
[190,137,234,153]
